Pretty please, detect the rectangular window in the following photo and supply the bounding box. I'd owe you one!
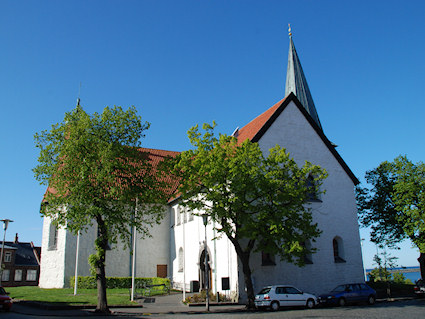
[261,252,276,266]
[1,269,10,281]
[26,270,37,281]
[48,223,58,250]
[182,209,187,223]
[4,252,12,262]
[14,269,22,281]
[176,207,181,225]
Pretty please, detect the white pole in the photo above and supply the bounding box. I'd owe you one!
[182,208,186,301]
[213,221,217,296]
[74,230,80,295]
[202,215,209,312]
[0,227,6,287]
[131,198,138,301]
[0,219,13,287]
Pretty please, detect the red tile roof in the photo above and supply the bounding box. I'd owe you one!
[44,147,181,202]
[136,147,181,199]
[235,97,287,143]
[234,93,359,185]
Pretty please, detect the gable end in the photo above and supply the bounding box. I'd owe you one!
[251,93,359,185]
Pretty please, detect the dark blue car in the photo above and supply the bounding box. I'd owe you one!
[319,283,376,306]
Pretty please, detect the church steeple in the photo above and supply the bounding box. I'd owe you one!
[285,26,322,130]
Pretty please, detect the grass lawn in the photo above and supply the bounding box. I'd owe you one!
[6,286,138,306]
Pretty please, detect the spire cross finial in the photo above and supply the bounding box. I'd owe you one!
[288,23,292,37]
[77,82,81,106]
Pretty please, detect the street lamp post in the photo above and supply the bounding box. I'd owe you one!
[361,238,368,281]
[0,219,14,286]
[202,215,209,312]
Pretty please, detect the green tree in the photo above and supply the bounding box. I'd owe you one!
[357,156,425,280]
[172,123,327,308]
[33,105,169,313]
[392,272,412,284]
[371,247,398,282]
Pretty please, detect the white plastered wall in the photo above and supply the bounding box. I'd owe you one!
[170,204,239,299]
[237,100,364,300]
[39,206,171,288]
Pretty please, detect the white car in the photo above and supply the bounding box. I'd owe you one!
[254,285,317,311]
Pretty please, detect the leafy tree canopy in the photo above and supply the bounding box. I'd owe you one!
[33,104,170,312]
[172,122,327,307]
[34,105,168,242]
[357,155,425,279]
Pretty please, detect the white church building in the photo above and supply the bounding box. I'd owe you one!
[39,34,365,301]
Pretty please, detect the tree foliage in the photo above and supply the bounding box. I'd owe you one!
[172,123,327,308]
[33,105,169,312]
[357,155,425,279]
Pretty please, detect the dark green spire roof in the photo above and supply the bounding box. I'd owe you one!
[285,34,322,130]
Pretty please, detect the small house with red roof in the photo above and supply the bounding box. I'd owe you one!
[39,33,364,301]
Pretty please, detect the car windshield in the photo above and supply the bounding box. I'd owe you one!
[257,287,271,295]
[0,287,6,295]
[331,285,347,292]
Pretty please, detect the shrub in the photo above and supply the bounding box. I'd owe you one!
[70,276,170,290]
[184,289,217,304]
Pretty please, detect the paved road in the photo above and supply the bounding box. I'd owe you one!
[4,298,425,319]
[145,299,425,319]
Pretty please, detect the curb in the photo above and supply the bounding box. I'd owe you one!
[14,300,144,310]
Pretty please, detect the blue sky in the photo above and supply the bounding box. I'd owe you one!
[1,0,424,269]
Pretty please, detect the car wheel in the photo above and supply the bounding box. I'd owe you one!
[270,301,280,311]
[338,297,346,306]
[367,295,376,305]
[306,298,315,309]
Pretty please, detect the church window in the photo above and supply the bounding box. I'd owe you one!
[178,247,184,272]
[26,269,37,281]
[182,209,187,223]
[188,210,194,222]
[306,175,320,201]
[176,207,181,225]
[333,236,346,263]
[14,269,22,281]
[48,222,58,250]
[302,240,313,264]
[261,251,276,266]
[4,252,11,263]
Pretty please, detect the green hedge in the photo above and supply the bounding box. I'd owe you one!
[70,276,170,289]
[367,281,414,298]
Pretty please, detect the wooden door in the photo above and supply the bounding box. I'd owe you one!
[157,264,167,278]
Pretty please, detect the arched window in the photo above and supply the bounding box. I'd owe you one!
[306,175,320,201]
[333,236,346,263]
[303,240,313,264]
[178,247,184,272]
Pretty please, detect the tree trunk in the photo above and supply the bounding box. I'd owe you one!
[418,252,425,280]
[229,236,256,309]
[240,253,256,309]
[95,216,110,313]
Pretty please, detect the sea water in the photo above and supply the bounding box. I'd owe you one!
[366,266,421,283]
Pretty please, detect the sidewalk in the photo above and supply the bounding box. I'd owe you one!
[111,292,245,316]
